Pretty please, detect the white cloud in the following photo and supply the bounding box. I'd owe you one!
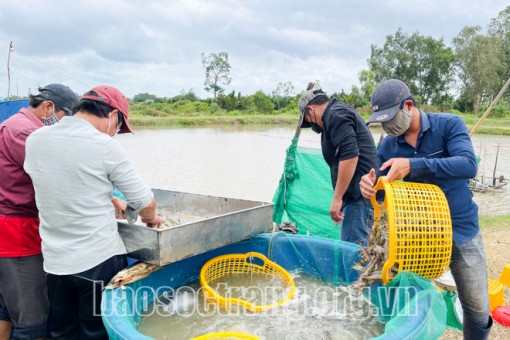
[0,0,506,99]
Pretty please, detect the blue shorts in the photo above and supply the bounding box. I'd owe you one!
[0,254,49,339]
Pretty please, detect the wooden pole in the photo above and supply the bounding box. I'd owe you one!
[470,77,510,137]
[6,41,13,99]
[294,82,315,139]
[492,143,500,187]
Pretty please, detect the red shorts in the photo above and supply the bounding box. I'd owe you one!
[0,216,41,257]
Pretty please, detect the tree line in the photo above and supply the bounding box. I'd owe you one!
[133,6,510,117]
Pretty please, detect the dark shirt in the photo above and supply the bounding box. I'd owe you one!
[377,111,478,244]
[321,98,377,204]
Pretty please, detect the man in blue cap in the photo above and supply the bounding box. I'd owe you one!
[360,79,492,340]
[0,84,78,339]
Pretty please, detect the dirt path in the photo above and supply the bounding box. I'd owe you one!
[440,216,510,339]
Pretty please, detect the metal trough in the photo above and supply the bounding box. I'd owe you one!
[117,189,273,266]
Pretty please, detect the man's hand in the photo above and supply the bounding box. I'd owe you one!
[112,197,127,220]
[380,158,410,182]
[142,215,164,228]
[360,169,377,199]
[330,197,344,225]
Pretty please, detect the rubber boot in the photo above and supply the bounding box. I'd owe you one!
[463,316,493,340]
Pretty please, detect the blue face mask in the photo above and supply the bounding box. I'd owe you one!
[42,104,59,126]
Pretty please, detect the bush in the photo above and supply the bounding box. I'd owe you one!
[246,91,274,114]
[225,109,244,116]
[136,107,166,117]
[217,91,246,112]
[133,93,157,103]
[482,100,510,118]
[169,89,200,103]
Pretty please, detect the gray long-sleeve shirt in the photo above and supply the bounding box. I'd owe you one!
[24,116,153,275]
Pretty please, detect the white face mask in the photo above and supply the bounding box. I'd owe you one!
[382,109,411,137]
[107,111,120,137]
[42,103,60,126]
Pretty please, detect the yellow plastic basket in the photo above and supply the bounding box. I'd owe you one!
[371,177,452,283]
[200,252,295,312]
[191,332,260,340]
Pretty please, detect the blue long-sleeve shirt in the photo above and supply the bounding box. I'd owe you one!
[377,111,478,244]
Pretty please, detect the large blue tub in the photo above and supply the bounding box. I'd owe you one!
[102,233,447,339]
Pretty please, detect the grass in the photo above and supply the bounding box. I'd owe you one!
[440,214,510,339]
[129,110,510,135]
[128,114,298,127]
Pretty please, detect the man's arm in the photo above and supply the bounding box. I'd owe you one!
[106,141,162,228]
[409,116,477,180]
[112,196,162,227]
[330,156,358,223]
[380,158,410,182]
[376,116,477,181]
[139,198,162,227]
[360,169,377,199]
[326,108,361,223]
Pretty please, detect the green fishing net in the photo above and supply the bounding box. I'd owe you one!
[272,138,339,239]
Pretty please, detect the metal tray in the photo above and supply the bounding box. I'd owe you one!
[117,189,273,266]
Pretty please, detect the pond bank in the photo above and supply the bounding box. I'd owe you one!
[129,114,510,135]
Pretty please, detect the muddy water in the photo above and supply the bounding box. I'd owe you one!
[116,126,321,203]
[116,127,510,217]
[137,273,385,339]
[469,135,510,217]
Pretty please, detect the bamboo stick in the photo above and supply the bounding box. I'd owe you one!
[469,77,510,137]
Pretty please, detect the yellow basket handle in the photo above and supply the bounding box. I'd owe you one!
[370,176,396,283]
[244,252,269,266]
[370,176,387,218]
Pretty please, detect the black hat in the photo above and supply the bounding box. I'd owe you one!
[38,84,78,116]
[367,79,411,124]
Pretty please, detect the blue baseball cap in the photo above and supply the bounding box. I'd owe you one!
[367,79,411,124]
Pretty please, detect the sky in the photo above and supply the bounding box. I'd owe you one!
[0,0,507,100]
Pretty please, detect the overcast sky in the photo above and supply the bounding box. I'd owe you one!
[0,0,507,100]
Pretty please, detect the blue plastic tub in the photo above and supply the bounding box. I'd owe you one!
[102,233,446,339]
[0,99,29,123]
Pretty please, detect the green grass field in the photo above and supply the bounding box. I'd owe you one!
[129,112,510,135]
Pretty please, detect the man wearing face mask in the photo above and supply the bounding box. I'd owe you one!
[297,88,377,245]
[0,84,77,340]
[24,85,163,339]
[360,79,492,340]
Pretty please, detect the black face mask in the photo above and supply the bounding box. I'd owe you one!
[310,122,322,134]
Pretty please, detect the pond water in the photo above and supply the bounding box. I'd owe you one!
[117,126,510,217]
